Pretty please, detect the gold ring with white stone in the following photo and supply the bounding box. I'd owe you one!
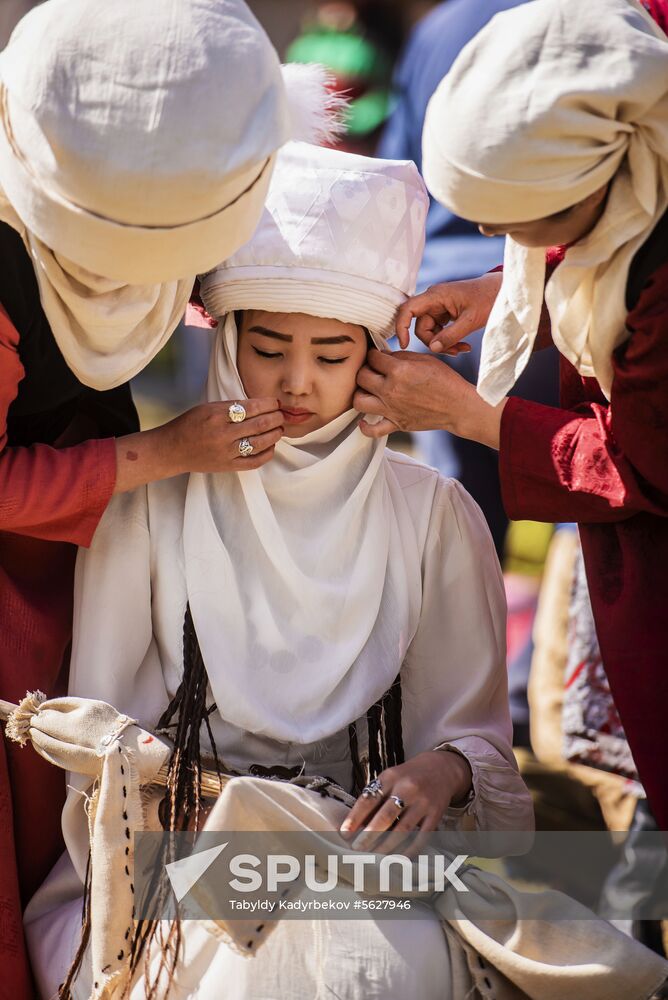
[228,402,246,423]
[238,437,254,457]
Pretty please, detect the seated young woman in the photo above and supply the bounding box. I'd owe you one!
[24,143,534,999]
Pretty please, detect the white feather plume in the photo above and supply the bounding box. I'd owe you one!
[280,62,348,146]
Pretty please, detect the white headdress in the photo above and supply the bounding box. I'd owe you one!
[0,0,341,389]
[201,141,429,346]
[422,0,668,402]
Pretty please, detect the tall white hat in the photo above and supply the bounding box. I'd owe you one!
[200,142,429,344]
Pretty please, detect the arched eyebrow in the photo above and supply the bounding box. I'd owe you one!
[248,325,354,345]
[311,335,355,345]
[248,325,292,342]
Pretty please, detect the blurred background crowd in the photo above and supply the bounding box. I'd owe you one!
[3,0,664,952]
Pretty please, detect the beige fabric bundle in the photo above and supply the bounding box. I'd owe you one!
[422,0,668,402]
[0,0,340,389]
[5,692,170,1000]
[196,777,668,1000]
[11,690,664,998]
[5,690,170,782]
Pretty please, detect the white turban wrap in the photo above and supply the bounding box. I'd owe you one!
[422,0,668,402]
[0,0,339,389]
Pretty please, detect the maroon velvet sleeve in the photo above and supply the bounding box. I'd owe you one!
[499,260,668,524]
[0,305,117,546]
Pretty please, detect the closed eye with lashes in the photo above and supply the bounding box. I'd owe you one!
[251,347,348,364]
[252,347,282,359]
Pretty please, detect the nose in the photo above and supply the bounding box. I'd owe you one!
[478,223,504,237]
[281,357,312,398]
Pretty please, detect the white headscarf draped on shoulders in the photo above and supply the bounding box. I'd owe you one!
[422,0,668,402]
[0,0,340,389]
[184,314,421,742]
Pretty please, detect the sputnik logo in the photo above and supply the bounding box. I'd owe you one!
[165,842,228,902]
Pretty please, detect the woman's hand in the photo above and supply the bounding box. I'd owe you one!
[340,751,472,853]
[395,272,502,352]
[354,349,506,447]
[114,398,284,492]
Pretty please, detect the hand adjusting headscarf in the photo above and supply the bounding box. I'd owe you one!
[422,0,668,402]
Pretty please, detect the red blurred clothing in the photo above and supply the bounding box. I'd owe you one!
[642,0,668,34]
[0,308,117,546]
[0,301,117,998]
[0,213,133,998]
[500,218,668,829]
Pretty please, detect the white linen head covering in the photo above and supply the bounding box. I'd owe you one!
[0,0,340,389]
[199,141,429,345]
[184,315,423,742]
[188,147,428,741]
[422,0,668,402]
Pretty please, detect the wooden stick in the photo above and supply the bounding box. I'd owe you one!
[154,762,231,798]
[0,699,17,723]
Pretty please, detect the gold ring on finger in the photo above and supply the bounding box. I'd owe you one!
[228,402,246,423]
[238,437,254,457]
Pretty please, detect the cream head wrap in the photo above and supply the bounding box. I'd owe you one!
[200,142,429,345]
[422,0,668,402]
[0,0,340,389]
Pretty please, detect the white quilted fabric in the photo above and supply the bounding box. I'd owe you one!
[201,142,429,342]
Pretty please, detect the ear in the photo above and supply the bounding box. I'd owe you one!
[585,183,610,209]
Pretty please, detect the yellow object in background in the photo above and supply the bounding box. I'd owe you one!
[504,519,555,577]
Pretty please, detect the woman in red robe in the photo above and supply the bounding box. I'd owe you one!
[353,0,668,833]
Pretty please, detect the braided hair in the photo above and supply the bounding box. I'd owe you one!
[127,605,221,998]
[65,606,405,999]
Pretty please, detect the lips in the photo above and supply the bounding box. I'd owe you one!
[281,407,314,424]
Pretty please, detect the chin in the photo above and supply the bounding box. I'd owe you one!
[284,421,320,437]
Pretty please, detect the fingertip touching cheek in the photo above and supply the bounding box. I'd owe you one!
[236,310,369,436]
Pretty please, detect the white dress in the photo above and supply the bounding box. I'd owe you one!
[24,450,534,999]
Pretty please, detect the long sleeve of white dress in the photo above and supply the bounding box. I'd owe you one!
[60,484,171,882]
[396,469,535,833]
